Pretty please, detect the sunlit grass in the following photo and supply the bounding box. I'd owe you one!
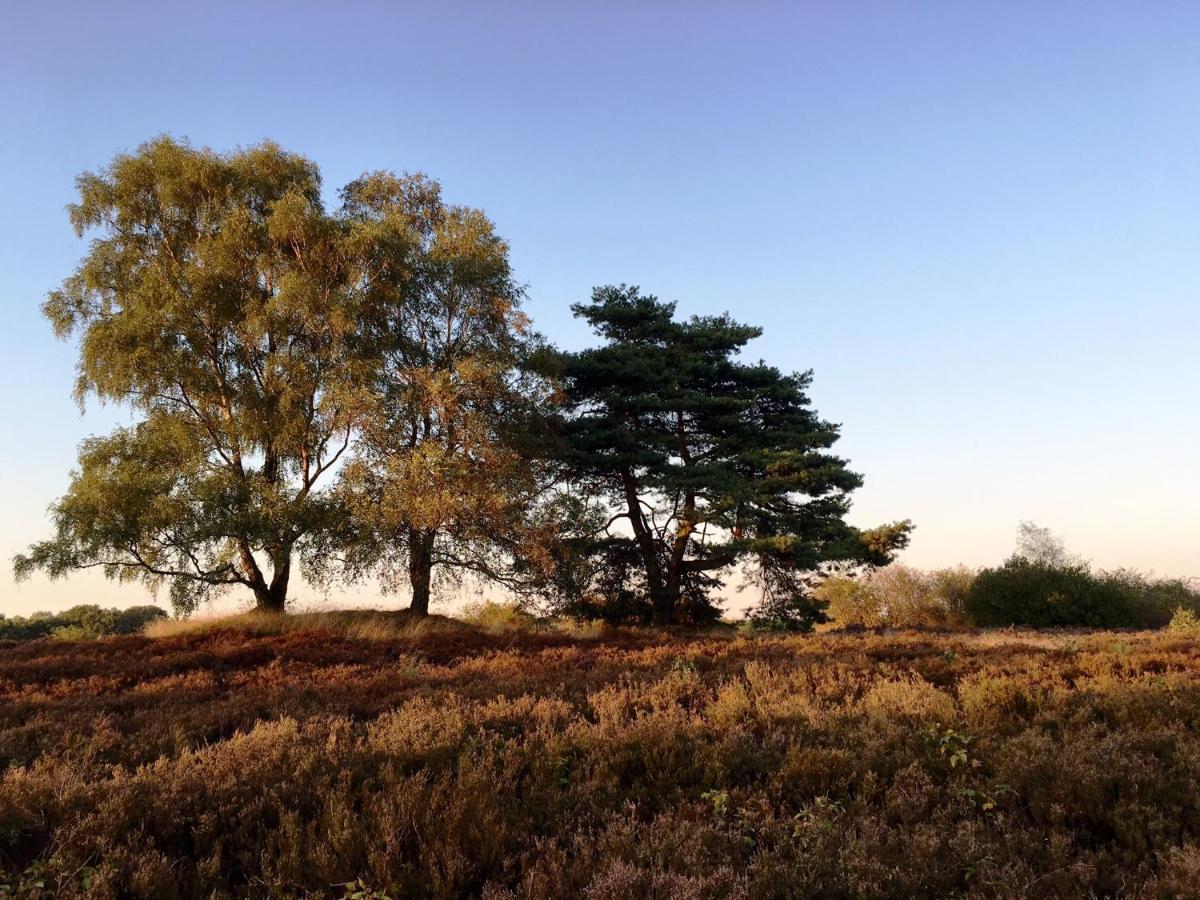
[142,607,475,641]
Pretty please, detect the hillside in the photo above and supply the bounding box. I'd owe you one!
[1,616,1199,897]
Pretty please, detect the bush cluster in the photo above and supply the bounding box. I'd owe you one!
[815,559,1200,632]
[0,604,165,641]
[965,558,1200,629]
[1,623,1200,897]
[1169,607,1200,633]
[817,565,974,629]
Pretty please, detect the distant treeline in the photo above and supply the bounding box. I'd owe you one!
[810,523,1200,632]
[0,605,166,642]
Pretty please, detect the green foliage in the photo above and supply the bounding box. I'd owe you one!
[966,554,1200,629]
[745,592,829,632]
[323,172,554,615]
[963,525,1200,630]
[1169,607,1200,633]
[552,285,910,625]
[15,138,563,618]
[0,605,165,641]
[1101,569,1200,628]
[13,137,373,613]
[966,557,1133,628]
[16,140,911,624]
[927,725,976,770]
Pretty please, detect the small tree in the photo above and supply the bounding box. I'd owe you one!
[328,173,554,615]
[14,138,367,613]
[555,285,910,626]
[1015,521,1081,567]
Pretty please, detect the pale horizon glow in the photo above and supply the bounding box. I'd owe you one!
[2,1,1197,616]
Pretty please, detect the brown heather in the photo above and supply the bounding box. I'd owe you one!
[2,616,1200,898]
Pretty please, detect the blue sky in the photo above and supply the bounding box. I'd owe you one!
[2,1,1197,614]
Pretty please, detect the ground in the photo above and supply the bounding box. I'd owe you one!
[1,613,1198,898]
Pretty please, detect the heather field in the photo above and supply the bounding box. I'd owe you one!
[2,617,1199,898]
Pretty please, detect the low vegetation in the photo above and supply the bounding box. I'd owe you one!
[964,559,1200,629]
[0,604,164,641]
[814,565,974,629]
[811,561,1200,633]
[2,617,1199,897]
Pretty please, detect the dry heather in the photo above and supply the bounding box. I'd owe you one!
[1,619,1199,898]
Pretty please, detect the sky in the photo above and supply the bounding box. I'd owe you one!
[1,1,1197,616]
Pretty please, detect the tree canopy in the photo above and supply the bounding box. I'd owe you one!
[16,138,375,612]
[325,172,554,614]
[15,139,556,616]
[553,285,911,626]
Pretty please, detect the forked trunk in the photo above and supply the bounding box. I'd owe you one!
[252,555,291,613]
[252,581,287,613]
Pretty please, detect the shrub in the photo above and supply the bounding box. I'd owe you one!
[815,575,880,627]
[49,625,92,641]
[460,601,543,633]
[966,559,1200,630]
[745,592,828,633]
[817,565,974,629]
[927,566,975,622]
[1169,607,1200,633]
[965,557,1138,628]
[1101,569,1200,628]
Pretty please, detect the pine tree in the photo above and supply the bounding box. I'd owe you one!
[557,285,911,627]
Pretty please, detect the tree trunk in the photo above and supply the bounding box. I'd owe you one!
[252,581,287,613]
[268,556,290,612]
[408,528,435,616]
[650,584,678,627]
[657,508,695,628]
[621,469,676,626]
[244,542,289,614]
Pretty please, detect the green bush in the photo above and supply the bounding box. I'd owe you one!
[965,558,1140,628]
[745,592,828,632]
[966,559,1200,630]
[1101,569,1200,628]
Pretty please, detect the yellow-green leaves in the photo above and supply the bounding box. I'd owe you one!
[20,138,374,613]
[21,137,550,616]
